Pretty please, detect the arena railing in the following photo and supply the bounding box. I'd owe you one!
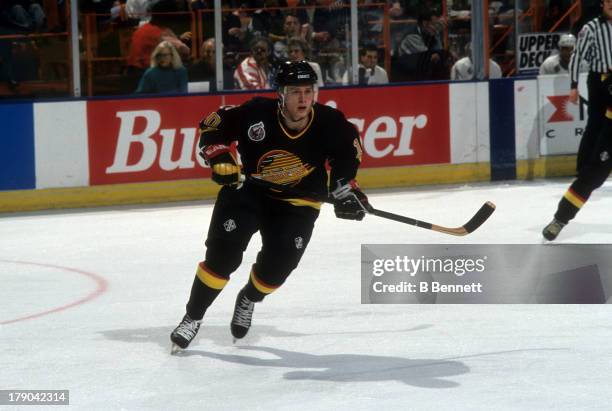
[2,0,582,98]
[82,11,196,96]
[0,0,72,98]
[0,32,72,97]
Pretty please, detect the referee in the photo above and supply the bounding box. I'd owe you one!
[543,0,612,241]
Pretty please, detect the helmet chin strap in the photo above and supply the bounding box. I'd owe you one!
[278,88,286,113]
[277,90,292,122]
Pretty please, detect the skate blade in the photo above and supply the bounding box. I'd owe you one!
[170,343,183,355]
[232,336,247,344]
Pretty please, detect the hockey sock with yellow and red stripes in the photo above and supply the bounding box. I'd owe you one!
[554,186,588,224]
[186,262,228,320]
[242,266,281,303]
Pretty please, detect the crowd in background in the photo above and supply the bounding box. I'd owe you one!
[0,0,592,96]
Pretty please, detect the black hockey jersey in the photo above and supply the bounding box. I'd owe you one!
[199,97,362,198]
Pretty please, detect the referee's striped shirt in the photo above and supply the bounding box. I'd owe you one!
[569,16,612,88]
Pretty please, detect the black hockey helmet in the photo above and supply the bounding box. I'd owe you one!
[276,61,318,88]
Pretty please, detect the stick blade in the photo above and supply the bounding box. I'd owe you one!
[462,201,496,233]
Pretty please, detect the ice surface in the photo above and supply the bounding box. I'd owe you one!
[1,178,611,410]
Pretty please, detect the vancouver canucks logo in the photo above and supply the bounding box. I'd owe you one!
[248,121,266,141]
[257,150,314,185]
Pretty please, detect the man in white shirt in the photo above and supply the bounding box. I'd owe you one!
[342,45,389,85]
[539,34,580,75]
[450,46,503,80]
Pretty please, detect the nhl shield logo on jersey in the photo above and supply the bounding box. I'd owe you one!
[294,236,304,249]
[248,121,266,141]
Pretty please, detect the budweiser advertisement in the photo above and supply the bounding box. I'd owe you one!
[87,85,450,185]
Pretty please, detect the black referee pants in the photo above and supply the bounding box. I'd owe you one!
[576,71,608,173]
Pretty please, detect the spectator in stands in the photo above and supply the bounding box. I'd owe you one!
[286,37,324,87]
[270,14,305,61]
[357,0,383,47]
[125,0,190,92]
[234,37,272,89]
[392,0,441,18]
[543,0,571,31]
[136,40,188,94]
[497,0,523,26]
[0,29,18,90]
[398,10,443,52]
[222,4,249,53]
[311,0,344,82]
[0,10,16,89]
[450,43,503,80]
[187,0,212,11]
[342,45,388,85]
[291,0,329,43]
[126,0,150,22]
[0,0,46,32]
[188,38,235,91]
[539,34,586,75]
[393,11,451,81]
[0,3,41,85]
[111,0,155,25]
[571,0,602,35]
[250,0,286,39]
[312,0,344,44]
[81,0,116,25]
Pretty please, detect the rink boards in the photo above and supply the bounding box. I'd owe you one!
[0,75,587,211]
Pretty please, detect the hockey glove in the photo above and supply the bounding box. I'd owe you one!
[331,179,372,221]
[200,144,241,186]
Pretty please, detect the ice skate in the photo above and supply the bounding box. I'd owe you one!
[542,219,566,241]
[170,314,201,354]
[231,289,255,342]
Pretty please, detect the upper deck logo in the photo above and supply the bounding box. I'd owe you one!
[248,121,266,141]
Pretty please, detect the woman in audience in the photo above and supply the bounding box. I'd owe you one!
[136,41,188,94]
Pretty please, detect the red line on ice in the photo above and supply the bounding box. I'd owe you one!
[0,259,108,325]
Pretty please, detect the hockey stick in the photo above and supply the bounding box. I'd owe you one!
[244,176,496,236]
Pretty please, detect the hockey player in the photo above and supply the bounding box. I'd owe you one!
[170,61,369,350]
[542,0,612,240]
[450,43,502,80]
[539,34,577,75]
[543,72,611,240]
